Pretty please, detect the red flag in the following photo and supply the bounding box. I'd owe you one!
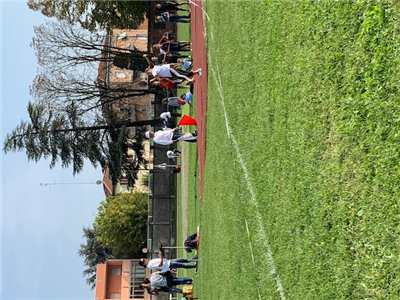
[178,115,197,126]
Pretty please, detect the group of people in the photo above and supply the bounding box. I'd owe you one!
[139,250,198,295]
[144,1,199,146]
[155,1,192,24]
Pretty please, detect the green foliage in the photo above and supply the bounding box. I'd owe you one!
[78,227,116,289]
[183,1,400,300]
[3,102,155,186]
[3,102,106,174]
[78,226,136,289]
[94,192,148,255]
[141,173,149,187]
[27,0,147,32]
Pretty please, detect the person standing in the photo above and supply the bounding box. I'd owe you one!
[156,2,190,12]
[145,128,197,145]
[146,64,199,84]
[138,251,197,270]
[153,41,192,52]
[156,12,191,23]
[140,270,193,295]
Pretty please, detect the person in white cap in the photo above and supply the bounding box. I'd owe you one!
[145,128,197,146]
[167,149,181,159]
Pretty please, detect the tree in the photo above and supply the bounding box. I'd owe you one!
[78,227,136,289]
[27,0,147,32]
[31,21,151,71]
[3,102,162,186]
[94,192,148,255]
[78,227,115,289]
[30,21,153,114]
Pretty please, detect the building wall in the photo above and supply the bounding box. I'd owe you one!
[95,259,150,300]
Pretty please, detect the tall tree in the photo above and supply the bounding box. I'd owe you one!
[78,227,115,289]
[94,192,148,255]
[27,0,147,32]
[30,21,153,114]
[3,102,162,186]
[31,21,151,71]
[78,227,136,289]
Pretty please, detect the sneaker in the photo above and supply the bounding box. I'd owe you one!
[192,254,198,259]
[197,68,202,77]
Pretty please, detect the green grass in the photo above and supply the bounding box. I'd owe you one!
[178,1,400,299]
[176,20,200,254]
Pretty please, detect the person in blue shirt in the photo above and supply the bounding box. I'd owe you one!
[177,58,193,71]
[181,91,193,106]
[156,12,191,23]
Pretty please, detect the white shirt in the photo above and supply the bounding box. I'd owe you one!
[159,112,171,121]
[153,128,174,145]
[152,64,172,78]
[147,258,171,270]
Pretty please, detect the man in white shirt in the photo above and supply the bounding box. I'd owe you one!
[145,128,197,145]
[146,64,201,84]
[139,251,197,270]
[147,64,193,83]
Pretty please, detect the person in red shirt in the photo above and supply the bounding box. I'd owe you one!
[152,78,186,90]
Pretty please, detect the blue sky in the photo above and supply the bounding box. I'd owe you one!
[1,1,106,299]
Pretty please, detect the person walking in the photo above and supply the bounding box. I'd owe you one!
[145,128,197,146]
[138,251,197,270]
[156,1,190,12]
[140,270,193,295]
[156,12,191,23]
[146,64,200,84]
[153,41,192,52]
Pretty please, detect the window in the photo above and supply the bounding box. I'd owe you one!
[136,34,147,40]
[135,71,146,79]
[130,261,146,299]
[109,293,121,299]
[115,71,126,78]
[111,267,122,276]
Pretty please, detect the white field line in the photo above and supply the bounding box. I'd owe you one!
[245,218,263,300]
[209,61,286,300]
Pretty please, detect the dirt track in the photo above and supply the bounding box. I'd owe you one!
[190,0,207,200]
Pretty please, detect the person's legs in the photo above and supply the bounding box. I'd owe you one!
[178,42,191,47]
[170,15,190,23]
[177,47,192,52]
[171,258,196,263]
[168,287,183,294]
[169,68,191,81]
[170,277,193,286]
[169,261,196,269]
[176,69,194,77]
[172,132,183,140]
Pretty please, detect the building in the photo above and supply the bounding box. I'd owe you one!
[95,259,150,300]
[98,23,154,195]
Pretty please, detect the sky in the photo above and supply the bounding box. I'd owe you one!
[1,1,107,299]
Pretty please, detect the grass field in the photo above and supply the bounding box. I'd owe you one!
[178,1,400,299]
